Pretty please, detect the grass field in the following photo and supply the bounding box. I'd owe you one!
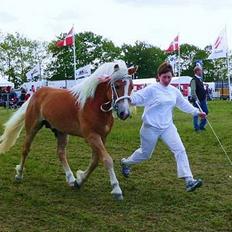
[0,101,232,232]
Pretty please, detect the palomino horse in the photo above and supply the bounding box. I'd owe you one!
[0,60,135,200]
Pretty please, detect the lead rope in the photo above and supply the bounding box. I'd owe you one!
[195,100,232,166]
[100,83,115,112]
[100,101,113,112]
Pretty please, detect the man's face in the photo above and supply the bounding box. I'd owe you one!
[196,68,203,77]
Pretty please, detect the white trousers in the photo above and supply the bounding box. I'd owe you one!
[123,123,193,178]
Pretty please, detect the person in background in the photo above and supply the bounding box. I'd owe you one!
[121,62,206,192]
[31,85,35,93]
[205,84,212,101]
[18,88,27,106]
[190,66,208,132]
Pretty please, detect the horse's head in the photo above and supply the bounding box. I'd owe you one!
[108,64,136,120]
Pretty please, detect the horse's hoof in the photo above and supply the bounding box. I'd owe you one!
[73,180,80,189]
[15,175,23,181]
[113,193,124,201]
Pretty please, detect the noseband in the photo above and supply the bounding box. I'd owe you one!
[100,77,132,113]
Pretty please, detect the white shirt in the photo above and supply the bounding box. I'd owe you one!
[130,83,199,129]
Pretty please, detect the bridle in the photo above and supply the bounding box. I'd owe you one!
[100,76,132,112]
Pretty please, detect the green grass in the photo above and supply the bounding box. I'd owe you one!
[0,101,232,232]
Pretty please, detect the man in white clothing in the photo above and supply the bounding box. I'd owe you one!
[121,62,206,192]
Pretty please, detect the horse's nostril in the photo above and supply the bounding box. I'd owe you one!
[119,112,124,118]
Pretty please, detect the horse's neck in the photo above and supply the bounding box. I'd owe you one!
[94,82,110,104]
[84,81,111,113]
[89,81,114,127]
[83,81,114,134]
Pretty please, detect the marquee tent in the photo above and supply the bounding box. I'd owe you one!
[0,78,14,88]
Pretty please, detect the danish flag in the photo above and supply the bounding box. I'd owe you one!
[165,35,179,53]
[56,27,74,47]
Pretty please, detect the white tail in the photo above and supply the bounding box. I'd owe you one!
[0,98,31,154]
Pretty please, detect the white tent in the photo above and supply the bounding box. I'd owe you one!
[133,76,192,86]
[0,78,14,88]
[171,76,192,85]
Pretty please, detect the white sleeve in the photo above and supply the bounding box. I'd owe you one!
[175,88,199,116]
[130,86,153,106]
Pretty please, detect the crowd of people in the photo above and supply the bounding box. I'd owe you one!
[0,85,35,108]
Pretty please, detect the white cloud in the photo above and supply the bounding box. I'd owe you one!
[0,0,231,50]
[0,11,17,23]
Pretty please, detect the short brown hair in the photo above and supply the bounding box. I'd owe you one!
[157,62,174,76]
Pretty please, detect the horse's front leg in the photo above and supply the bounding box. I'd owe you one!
[86,133,123,200]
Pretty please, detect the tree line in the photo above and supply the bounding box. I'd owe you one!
[0,31,230,88]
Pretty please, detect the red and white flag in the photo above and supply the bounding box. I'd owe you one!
[56,27,74,47]
[208,28,228,59]
[165,35,179,53]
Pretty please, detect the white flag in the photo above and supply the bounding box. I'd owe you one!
[75,64,91,79]
[208,28,228,59]
[26,64,40,81]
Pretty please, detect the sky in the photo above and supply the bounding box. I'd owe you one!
[1,0,232,50]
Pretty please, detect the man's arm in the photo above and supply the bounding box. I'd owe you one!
[190,79,197,100]
[176,89,206,118]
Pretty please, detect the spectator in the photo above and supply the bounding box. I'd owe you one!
[190,66,208,132]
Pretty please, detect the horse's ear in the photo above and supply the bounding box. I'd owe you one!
[98,76,111,83]
[114,64,120,72]
[128,65,138,75]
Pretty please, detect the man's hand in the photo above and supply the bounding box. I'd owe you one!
[198,112,206,119]
[191,96,197,103]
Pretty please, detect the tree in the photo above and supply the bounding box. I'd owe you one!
[122,41,167,78]
[0,32,47,87]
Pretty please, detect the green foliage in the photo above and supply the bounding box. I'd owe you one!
[179,44,211,79]
[0,32,47,87]
[122,41,167,78]
[0,101,232,231]
[75,32,122,65]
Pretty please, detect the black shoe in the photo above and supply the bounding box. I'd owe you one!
[186,179,203,192]
[120,158,131,178]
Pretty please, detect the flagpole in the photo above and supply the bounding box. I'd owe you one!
[177,33,181,90]
[39,61,42,84]
[73,26,77,80]
[225,26,231,101]
[226,54,231,101]
[178,44,180,77]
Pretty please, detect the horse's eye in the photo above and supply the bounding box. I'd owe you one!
[115,85,120,90]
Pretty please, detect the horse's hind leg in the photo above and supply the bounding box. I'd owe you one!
[15,122,42,181]
[76,151,99,187]
[56,132,76,187]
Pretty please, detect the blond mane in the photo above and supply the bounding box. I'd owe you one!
[70,60,128,108]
